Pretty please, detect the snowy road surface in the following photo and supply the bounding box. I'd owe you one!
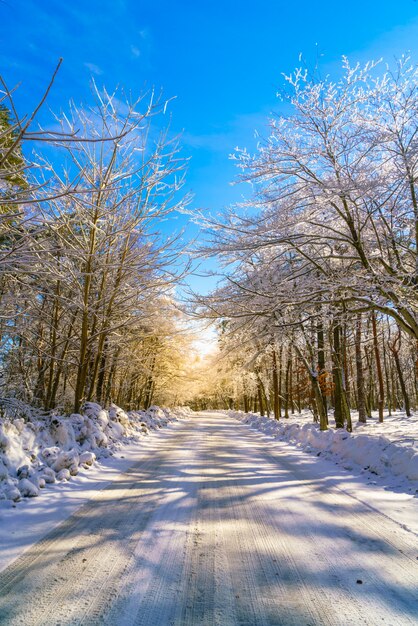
[0,413,417,625]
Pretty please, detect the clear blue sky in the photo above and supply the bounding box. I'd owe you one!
[2,0,418,292]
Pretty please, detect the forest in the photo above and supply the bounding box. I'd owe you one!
[0,57,417,429]
[192,58,417,430]
[1,6,418,621]
[0,62,194,415]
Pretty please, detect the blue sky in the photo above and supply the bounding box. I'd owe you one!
[2,0,418,293]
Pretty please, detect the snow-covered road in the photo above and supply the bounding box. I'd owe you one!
[0,413,417,625]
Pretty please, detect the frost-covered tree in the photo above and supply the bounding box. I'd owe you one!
[193,56,417,426]
[0,67,193,412]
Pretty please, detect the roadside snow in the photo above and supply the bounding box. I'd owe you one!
[2,413,418,625]
[0,408,191,572]
[231,410,418,493]
[0,401,192,504]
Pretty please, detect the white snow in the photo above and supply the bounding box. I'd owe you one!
[0,405,192,572]
[1,412,417,625]
[2,403,418,612]
[231,409,418,495]
[0,401,192,506]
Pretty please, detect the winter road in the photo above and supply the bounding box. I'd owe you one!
[0,413,417,625]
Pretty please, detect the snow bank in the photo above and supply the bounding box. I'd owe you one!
[231,410,418,489]
[0,401,192,503]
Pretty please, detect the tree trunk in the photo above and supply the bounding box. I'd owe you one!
[332,319,351,431]
[294,344,327,430]
[390,330,412,417]
[317,316,328,422]
[272,348,280,420]
[382,341,392,416]
[371,311,384,422]
[96,338,109,404]
[355,314,367,423]
[284,346,291,418]
[257,376,265,416]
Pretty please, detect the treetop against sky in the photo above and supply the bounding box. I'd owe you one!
[2,0,418,295]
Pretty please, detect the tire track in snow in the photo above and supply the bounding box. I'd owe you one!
[0,422,200,626]
[175,492,217,625]
[202,425,336,625]
[0,413,417,625]
[229,416,418,624]
[103,429,203,626]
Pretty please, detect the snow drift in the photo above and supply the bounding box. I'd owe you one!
[0,401,192,502]
[231,410,418,488]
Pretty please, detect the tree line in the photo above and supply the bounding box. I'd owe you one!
[193,57,417,428]
[0,63,191,414]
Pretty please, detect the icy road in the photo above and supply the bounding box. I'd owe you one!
[0,413,417,625]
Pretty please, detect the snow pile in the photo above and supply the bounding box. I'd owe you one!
[0,401,192,502]
[231,410,418,488]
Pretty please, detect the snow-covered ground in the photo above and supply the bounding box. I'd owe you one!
[231,409,418,495]
[0,401,192,503]
[0,402,191,570]
[1,412,417,625]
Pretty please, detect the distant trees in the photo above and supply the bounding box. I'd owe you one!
[0,65,192,412]
[194,57,417,426]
